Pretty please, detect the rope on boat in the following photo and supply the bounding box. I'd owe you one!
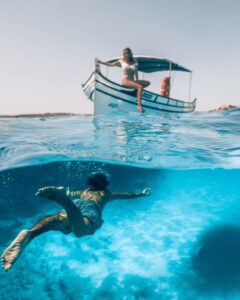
[171,71,176,89]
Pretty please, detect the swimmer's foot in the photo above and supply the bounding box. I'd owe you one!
[35,186,67,205]
[137,105,144,113]
[1,229,31,271]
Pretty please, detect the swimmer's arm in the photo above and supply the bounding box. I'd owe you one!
[35,187,84,200]
[111,188,151,200]
[98,59,120,67]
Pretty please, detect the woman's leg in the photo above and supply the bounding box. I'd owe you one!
[137,80,150,88]
[122,79,145,112]
[1,211,70,271]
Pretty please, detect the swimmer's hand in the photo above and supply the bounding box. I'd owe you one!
[35,186,66,199]
[142,188,151,196]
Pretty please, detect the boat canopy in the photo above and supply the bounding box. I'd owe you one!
[107,56,191,73]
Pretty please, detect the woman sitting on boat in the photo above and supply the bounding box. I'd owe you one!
[98,48,150,113]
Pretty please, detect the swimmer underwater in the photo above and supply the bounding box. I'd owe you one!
[1,173,151,271]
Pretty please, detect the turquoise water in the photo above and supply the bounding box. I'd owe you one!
[0,110,240,299]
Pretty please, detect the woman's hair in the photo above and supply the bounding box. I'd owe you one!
[123,47,134,63]
[86,173,109,190]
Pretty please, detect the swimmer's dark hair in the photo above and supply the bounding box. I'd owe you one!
[87,173,109,190]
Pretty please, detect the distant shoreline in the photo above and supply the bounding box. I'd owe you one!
[0,113,92,118]
[0,105,239,118]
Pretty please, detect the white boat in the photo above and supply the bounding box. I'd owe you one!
[82,56,197,115]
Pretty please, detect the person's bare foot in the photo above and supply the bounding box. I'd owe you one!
[35,186,67,204]
[1,229,31,271]
[137,105,144,113]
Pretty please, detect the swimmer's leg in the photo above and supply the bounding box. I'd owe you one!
[29,211,71,240]
[36,186,91,237]
[1,211,70,271]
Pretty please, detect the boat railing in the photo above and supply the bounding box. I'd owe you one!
[95,58,100,73]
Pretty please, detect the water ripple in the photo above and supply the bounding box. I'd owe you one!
[0,110,239,171]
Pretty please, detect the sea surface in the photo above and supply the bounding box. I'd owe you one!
[0,110,240,300]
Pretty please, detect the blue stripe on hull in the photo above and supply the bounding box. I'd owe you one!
[96,88,193,113]
[82,72,196,115]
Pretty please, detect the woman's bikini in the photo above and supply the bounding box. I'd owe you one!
[119,59,138,81]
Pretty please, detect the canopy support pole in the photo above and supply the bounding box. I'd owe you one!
[169,62,172,96]
[188,72,192,102]
[93,58,100,114]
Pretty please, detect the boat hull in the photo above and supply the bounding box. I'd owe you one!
[83,71,196,115]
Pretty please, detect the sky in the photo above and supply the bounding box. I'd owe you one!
[0,0,239,115]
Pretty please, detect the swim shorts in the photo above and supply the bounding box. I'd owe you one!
[72,198,104,234]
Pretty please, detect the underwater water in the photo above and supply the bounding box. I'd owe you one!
[0,110,240,300]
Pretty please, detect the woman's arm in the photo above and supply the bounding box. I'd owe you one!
[98,59,120,67]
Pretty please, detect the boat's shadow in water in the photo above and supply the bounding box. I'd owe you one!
[192,225,240,293]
